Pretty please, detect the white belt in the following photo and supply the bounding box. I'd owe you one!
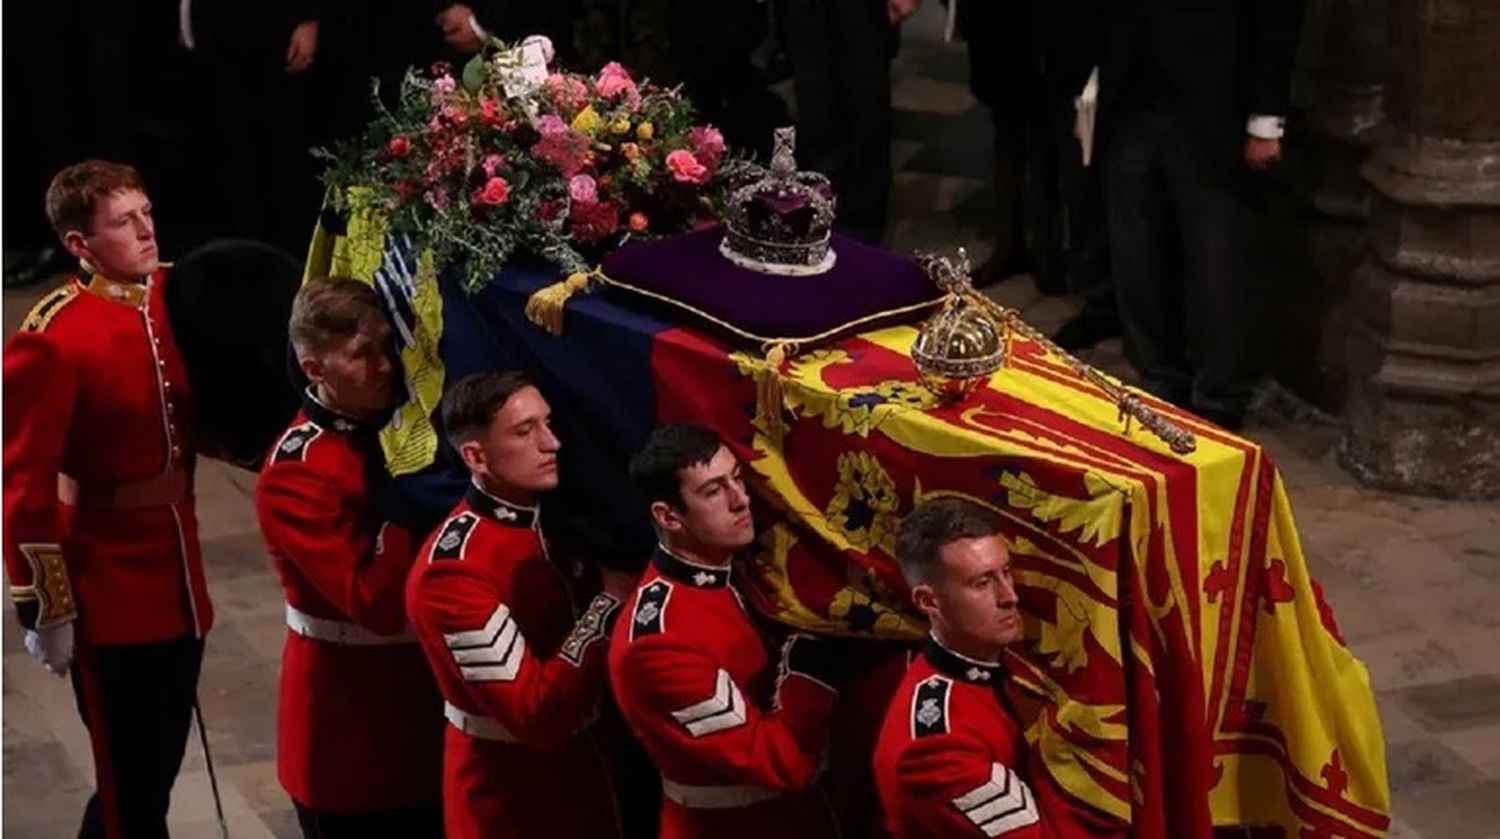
[444,703,519,742]
[661,777,784,810]
[284,603,416,646]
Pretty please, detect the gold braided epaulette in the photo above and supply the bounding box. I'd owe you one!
[20,284,80,333]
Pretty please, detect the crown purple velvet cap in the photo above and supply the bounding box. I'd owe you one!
[599,224,943,348]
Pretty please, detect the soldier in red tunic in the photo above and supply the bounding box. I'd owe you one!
[406,370,636,838]
[609,423,845,839]
[255,277,444,837]
[876,497,1134,839]
[872,498,1042,838]
[2,160,214,837]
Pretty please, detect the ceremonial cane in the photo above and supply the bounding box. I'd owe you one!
[193,698,230,839]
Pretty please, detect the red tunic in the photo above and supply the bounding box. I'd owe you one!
[406,483,623,839]
[874,639,1044,838]
[255,392,444,812]
[608,547,840,839]
[3,271,212,644]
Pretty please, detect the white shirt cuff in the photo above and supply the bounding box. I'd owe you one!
[1247,115,1285,140]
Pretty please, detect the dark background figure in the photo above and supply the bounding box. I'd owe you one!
[773,0,919,244]
[5,0,204,283]
[957,0,1107,301]
[188,0,326,259]
[1095,0,1302,429]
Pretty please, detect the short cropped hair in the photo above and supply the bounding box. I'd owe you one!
[895,497,1006,586]
[629,424,724,510]
[288,277,388,359]
[46,160,147,240]
[441,370,533,449]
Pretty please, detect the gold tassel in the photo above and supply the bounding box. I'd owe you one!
[755,342,793,449]
[524,270,596,336]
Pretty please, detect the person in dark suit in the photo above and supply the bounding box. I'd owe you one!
[774,0,921,244]
[190,0,325,257]
[1095,0,1301,429]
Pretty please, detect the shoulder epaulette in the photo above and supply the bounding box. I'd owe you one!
[271,422,322,464]
[21,284,80,333]
[911,675,953,738]
[628,580,673,641]
[430,512,479,561]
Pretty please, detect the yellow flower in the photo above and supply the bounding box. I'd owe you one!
[609,117,632,135]
[636,121,654,141]
[571,106,603,136]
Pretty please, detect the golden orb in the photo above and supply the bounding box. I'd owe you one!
[911,295,1005,403]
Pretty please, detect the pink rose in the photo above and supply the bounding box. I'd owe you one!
[433,75,456,94]
[689,125,726,168]
[594,62,638,101]
[569,174,598,205]
[536,114,569,136]
[388,135,412,158]
[666,149,709,184]
[478,177,510,205]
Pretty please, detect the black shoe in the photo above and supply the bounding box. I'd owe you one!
[4,245,72,289]
[1051,306,1121,351]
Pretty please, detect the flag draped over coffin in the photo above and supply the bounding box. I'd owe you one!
[306,211,1391,836]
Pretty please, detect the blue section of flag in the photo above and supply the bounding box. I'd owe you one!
[391,260,671,570]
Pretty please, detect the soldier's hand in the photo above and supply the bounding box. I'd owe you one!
[888,0,922,24]
[285,20,319,74]
[438,4,485,54]
[601,567,640,601]
[24,622,74,677]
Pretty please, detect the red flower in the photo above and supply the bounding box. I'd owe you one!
[430,61,451,78]
[388,135,412,158]
[479,98,503,126]
[569,200,620,242]
[628,212,649,233]
[477,177,510,205]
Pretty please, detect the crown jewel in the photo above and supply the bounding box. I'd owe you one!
[719,127,838,276]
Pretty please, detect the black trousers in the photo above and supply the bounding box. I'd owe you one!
[293,802,443,839]
[1103,106,1259,416]
[70,636,205,839]
[774,0,895,244]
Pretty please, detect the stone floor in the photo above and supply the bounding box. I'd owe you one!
[6,5,1500,838]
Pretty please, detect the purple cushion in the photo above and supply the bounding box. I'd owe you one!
[600,225,942,349]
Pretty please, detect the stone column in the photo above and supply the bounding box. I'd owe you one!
[1271,0,1388,412]
[1343,0,1500,499]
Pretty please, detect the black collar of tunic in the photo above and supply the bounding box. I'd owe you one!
[302,388,381,438]
[924,635,1008,686]
[465,480,539,529]
[651,544,731,589]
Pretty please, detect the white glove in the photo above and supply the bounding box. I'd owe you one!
[24,621,75,676]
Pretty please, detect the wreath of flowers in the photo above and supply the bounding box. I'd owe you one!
[319,38,728,290]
